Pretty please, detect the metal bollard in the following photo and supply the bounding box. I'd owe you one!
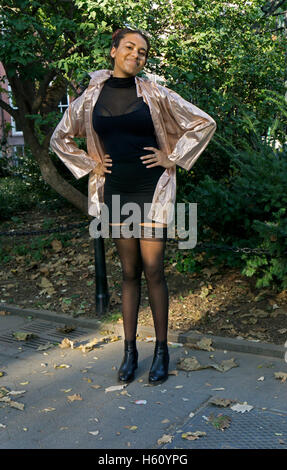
[94,236,110,315]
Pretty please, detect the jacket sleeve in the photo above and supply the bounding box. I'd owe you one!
[157,84,216,171]
[50,90,97,179]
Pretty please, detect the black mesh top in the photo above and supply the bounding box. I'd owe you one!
[92,75,165,192]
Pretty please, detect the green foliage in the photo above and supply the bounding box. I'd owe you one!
[175,96,287,290]
[242,208,287,289]
[0,176,40,220]
[0,0,286,291]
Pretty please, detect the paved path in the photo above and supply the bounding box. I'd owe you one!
[0,312,286,451]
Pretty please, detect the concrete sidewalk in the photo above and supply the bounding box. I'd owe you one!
[0,308,286,450]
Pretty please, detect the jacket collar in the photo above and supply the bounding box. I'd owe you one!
[88,69,146,89]
[88,69,112,86]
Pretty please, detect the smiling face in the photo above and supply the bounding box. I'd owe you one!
[110,33,148,78]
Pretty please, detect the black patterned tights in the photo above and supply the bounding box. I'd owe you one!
[113,237,169,342]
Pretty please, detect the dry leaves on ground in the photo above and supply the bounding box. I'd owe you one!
[230,402,254,413]
[181,431,206,441]
[208,413,232,431]
[157,434,173,445]
[67,394,82,402]
[209,397,236,408]
[187,337,214,352]
[177,356,238,373]
[274,372,287,383]
[12,332,36,341]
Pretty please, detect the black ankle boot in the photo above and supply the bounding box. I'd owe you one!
[118,339,138,383]
[148,340,169,385]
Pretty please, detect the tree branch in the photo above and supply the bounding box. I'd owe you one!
[0,97,17,119]
[261,0,287,17]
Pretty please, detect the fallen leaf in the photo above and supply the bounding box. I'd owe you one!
[12,332,36,341]
[8,390,26,397]
[59,338,75,349]
[121,390,131,397]
[231,402,253,413]
[177,356,203,371]
[208,413,231,430]
[0,387,9,398]
[67,394,82,402]
[188,337,214,351]
[181,431,206,440]
[157,434,173,445]
[209,397,235,407]
[51,239,62,252]
[54,364,71,369]
[0,397,25,411]
[211,358,238,373]
[199,286,210,298]
[144,337,156,343]
[177,356,238,373]
[57,325,76,334]
[274,372,287,383]
[105,384,127,392]
[108,335,121,343]
[77,338,99,353]
[124,425,138,431]
[0,372,5,377]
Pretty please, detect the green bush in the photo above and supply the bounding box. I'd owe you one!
[175,98,287,290]
[0,176,40,220]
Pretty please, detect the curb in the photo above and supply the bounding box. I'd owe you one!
[0,303,286,360]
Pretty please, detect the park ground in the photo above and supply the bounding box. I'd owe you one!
[0,206,286,346]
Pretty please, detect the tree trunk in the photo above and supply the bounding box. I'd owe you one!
[35,146,90,217]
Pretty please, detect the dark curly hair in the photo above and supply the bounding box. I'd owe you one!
[109,28,150,66]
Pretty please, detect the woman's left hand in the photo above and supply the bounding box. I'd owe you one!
[141,147,175,169]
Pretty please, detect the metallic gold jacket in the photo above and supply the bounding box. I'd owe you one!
[50,69,216,224]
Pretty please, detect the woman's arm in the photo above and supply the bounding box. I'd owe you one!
[156,84,216,171]
[50,91,97,179]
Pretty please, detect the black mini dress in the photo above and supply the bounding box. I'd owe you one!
[92,75,167,239]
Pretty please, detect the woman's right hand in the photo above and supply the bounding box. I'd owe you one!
[93,154,113,176]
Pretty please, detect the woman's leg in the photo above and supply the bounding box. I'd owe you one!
[112,231,143,383]
[139,235,169,342]
[139,233,170,384]
[112,234,143,341]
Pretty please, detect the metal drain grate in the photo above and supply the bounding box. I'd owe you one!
[161,405,287,449]
[0,333,57,350]
[0,320,92,350]
[19,321,90,339]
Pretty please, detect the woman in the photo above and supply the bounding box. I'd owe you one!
[50,28,216,386]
